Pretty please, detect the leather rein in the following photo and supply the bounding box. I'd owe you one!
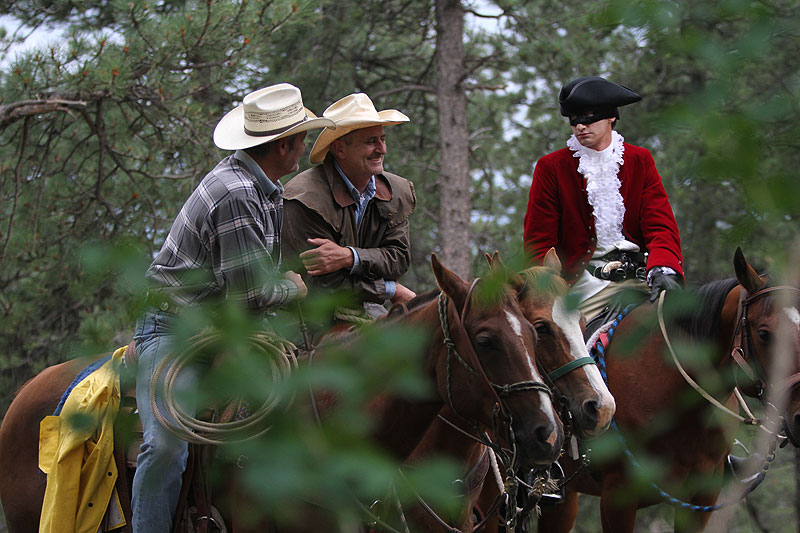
[657,284,800,436]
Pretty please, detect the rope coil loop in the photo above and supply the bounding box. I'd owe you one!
[151,329,298,445]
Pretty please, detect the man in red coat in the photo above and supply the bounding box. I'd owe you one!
[523,76,683,322]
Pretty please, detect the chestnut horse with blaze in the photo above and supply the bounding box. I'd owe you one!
[0,255,565,532]
[405,249,615,531]
[537,248,800,533]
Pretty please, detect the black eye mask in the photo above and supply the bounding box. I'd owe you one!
[568,108,617,126]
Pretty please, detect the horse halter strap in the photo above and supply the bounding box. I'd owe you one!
[730,285,800,394]
[547,356,597,382]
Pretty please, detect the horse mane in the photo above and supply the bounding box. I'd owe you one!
[678,278,740,341]
[520,266,569,298]
[386,288,440,319]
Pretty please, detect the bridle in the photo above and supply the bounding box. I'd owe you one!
[513,272,595,432]
[304,281,556,533]
[729,285,800,398]
[436,279,555,531]
[515,279,596,439]
[654,283,800,443]
[436,280,553,443]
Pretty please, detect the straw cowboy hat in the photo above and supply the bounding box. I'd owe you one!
[309,93,410,164]
[214,83,335,150]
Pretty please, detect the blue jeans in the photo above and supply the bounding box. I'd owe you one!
[131,309,194,533]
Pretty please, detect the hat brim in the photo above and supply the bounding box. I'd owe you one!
[309,110,409,164]
[214,106,335,151]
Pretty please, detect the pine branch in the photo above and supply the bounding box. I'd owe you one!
[0,98,88,129]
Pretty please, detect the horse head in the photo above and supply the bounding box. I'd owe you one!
[731,247,800,446]
[494,248,616,439]
[430,254,564,469]
[486,249,615,438]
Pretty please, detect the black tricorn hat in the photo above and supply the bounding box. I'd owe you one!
[559,76,642,116]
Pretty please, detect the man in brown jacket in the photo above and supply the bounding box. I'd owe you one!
[282,93,416,320]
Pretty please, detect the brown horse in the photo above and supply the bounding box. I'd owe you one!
[536,248,800,533]
[404,249,616,531]
[0,255,564,532]
[513,251,616,440]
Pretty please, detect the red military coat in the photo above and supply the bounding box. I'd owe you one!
[523,143,683,284]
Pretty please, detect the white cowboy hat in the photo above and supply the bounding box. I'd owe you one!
[213,83,335,150]
[309,93,410,164]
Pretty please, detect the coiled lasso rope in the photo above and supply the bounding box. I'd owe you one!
[151,330,297,445]
[333,305,374,325]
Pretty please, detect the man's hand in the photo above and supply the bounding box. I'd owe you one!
[648,268,682,303]
[299,238,355,276]
[284,270,308,300]
[391,282,416,304]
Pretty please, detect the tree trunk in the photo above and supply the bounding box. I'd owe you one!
[435,0,470,279]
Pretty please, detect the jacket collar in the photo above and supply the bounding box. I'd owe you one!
[323,155,392,207]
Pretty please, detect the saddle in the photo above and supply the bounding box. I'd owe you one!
[583,289,648,345]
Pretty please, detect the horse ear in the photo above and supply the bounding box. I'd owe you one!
[734,247,765,293]
[431,254,468,311]
[485,251,505,269]
[543,247,562,273]
[485,251,526,295]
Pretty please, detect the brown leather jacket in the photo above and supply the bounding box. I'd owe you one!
[281,155,416,304]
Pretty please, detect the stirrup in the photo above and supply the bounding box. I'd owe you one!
[724,439,766,490]
[538,461,566,506]
[725,453,766,489]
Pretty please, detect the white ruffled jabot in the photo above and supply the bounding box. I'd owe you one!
[567,130,626,251]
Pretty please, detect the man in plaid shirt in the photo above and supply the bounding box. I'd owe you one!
[131,84,334,533]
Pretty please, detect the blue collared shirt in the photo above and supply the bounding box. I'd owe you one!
[334,160,376,227]
[333,161,396,299]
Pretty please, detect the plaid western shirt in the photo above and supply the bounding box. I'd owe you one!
[146,151,298,310]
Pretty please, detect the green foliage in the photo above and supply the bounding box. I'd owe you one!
[2,0,800,529]
[162,295,459,528]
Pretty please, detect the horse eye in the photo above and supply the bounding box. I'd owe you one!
[475,334,496,349]
[757,329,772,345]
[534,322,551,337]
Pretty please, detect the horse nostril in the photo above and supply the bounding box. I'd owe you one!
[535,423,561,451]
[582,399,599,421]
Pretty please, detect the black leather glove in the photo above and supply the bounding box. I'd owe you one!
[648,269,682,302]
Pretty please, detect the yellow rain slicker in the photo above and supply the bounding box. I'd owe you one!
[38,346,127,532]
